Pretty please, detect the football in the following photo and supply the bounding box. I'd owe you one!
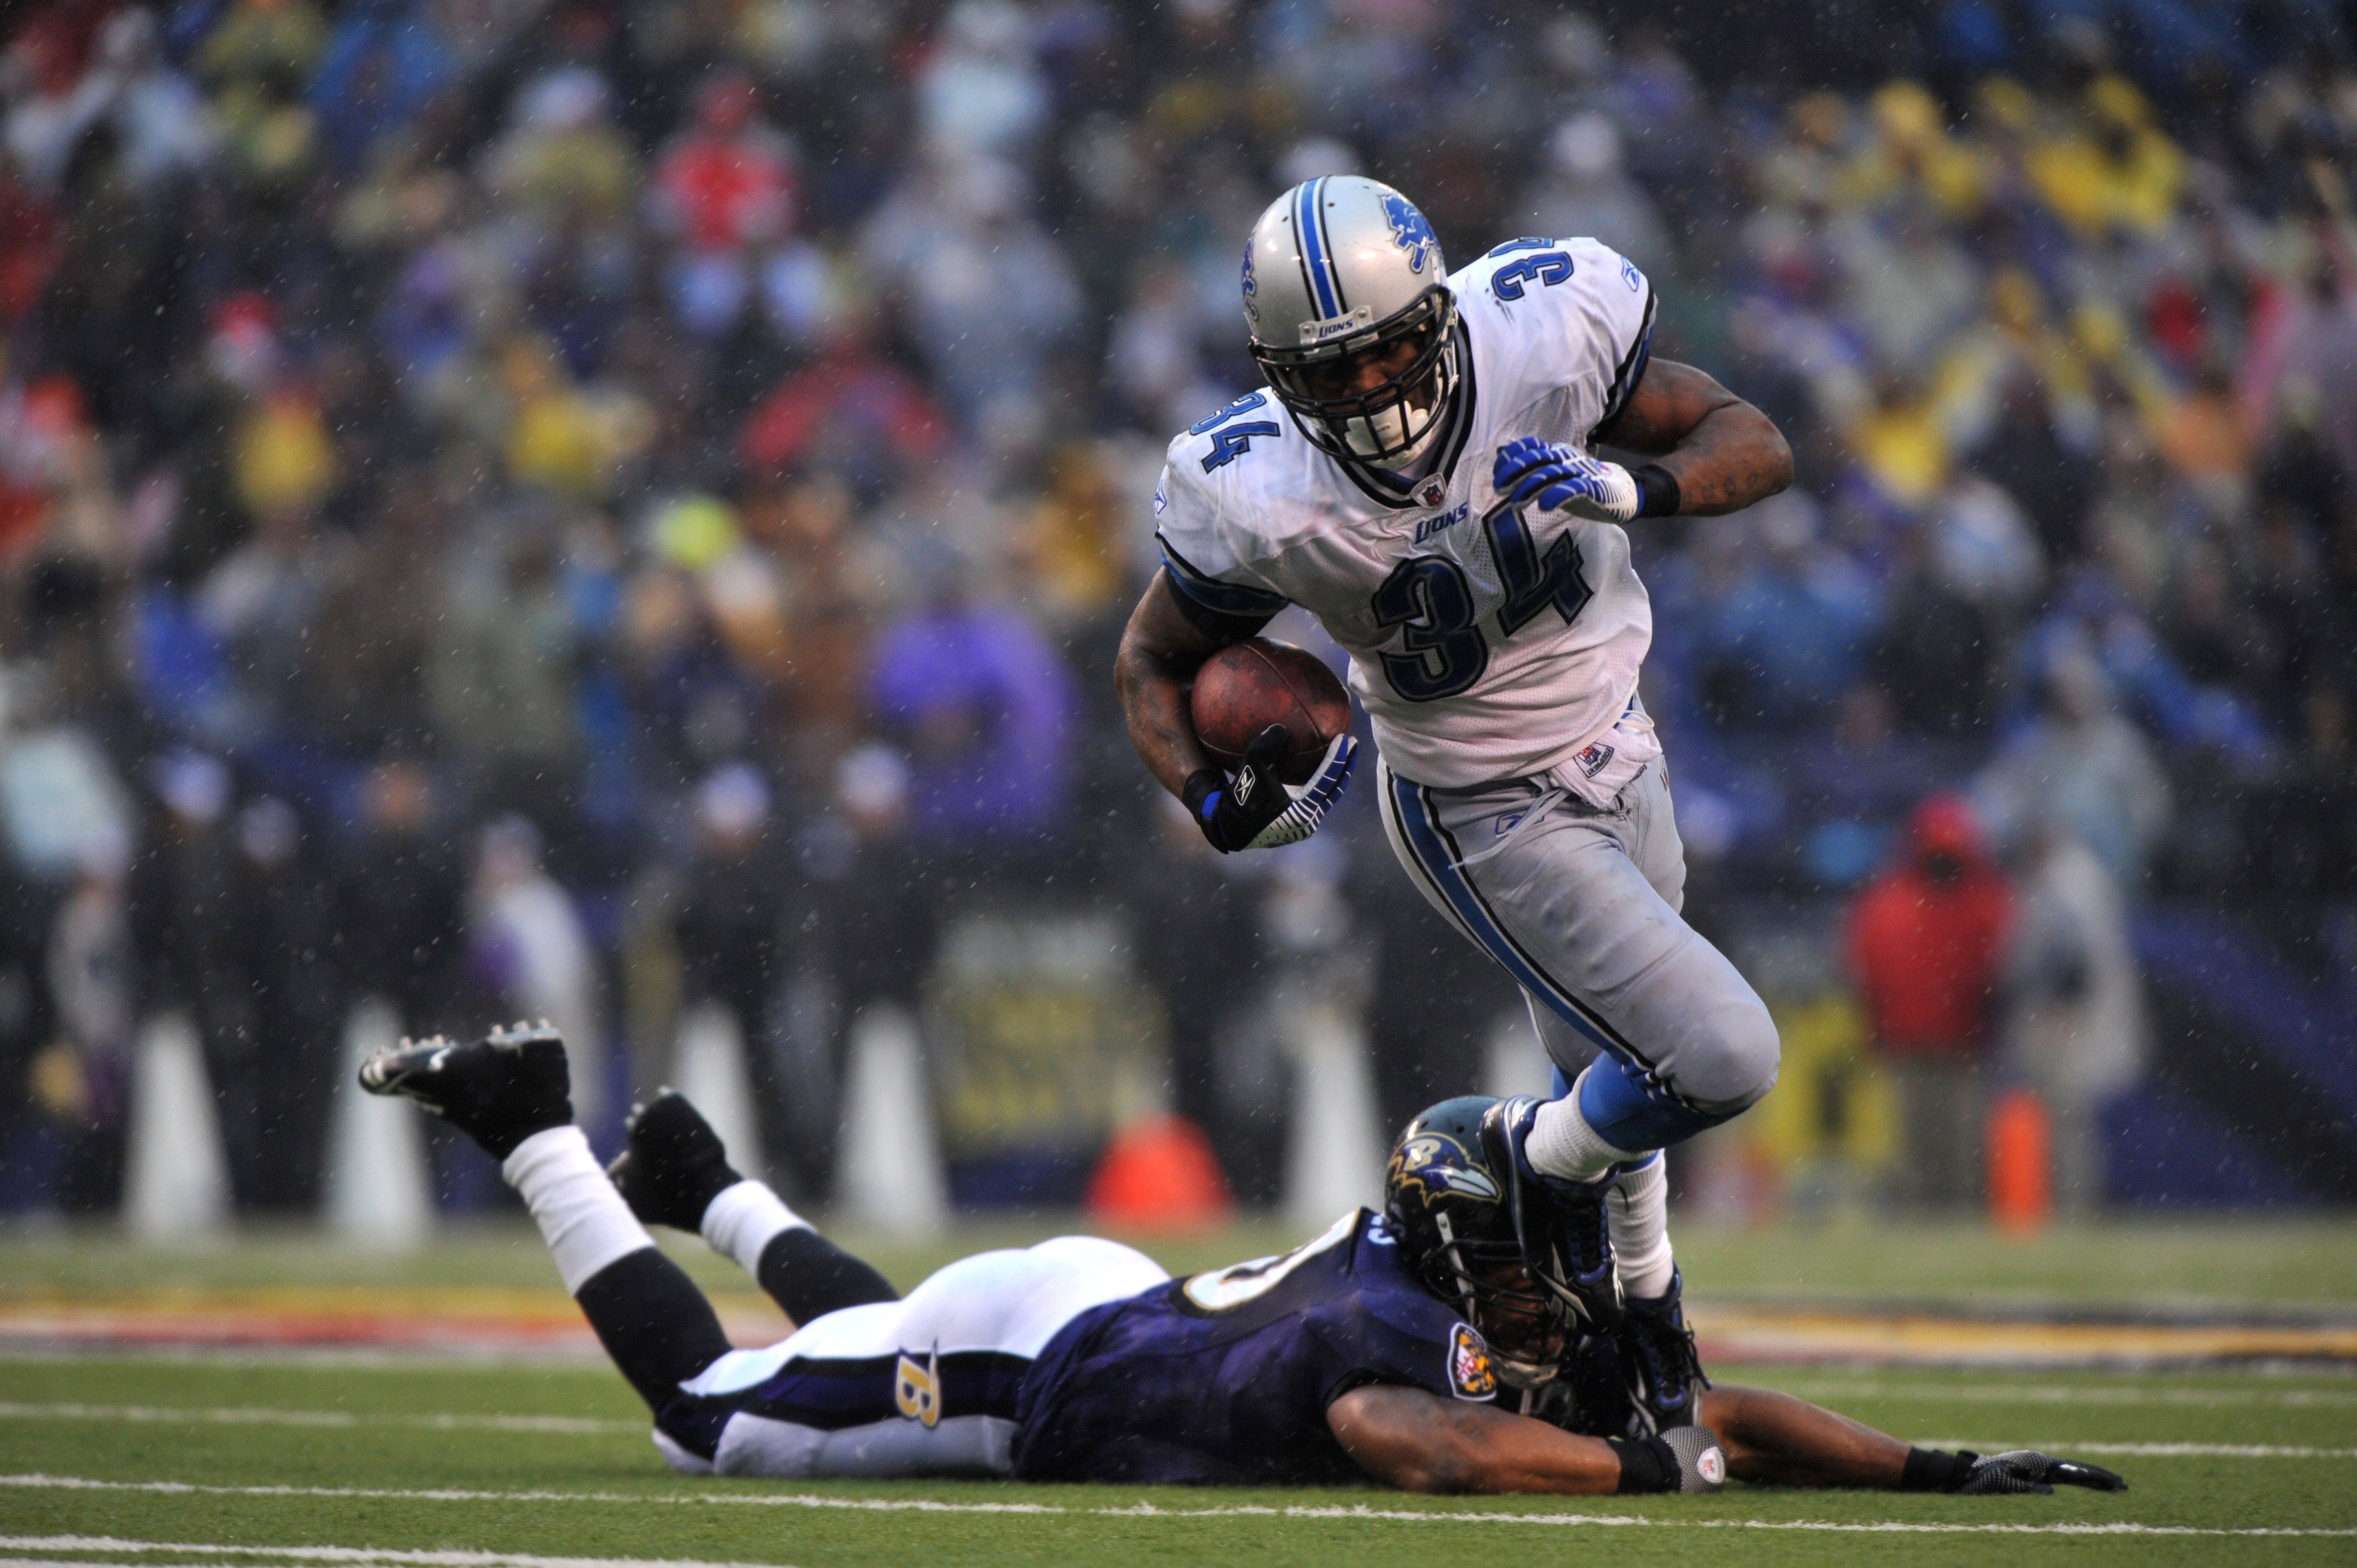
[1190,638,1352,784]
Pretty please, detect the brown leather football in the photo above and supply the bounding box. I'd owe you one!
[1190,638,1352,784]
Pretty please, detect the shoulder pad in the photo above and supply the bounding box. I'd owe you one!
[1169,389,1291,480]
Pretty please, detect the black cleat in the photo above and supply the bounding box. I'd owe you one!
[606,1090,742,1231]
[1481,1096,1624,1332]
[358,1021,572,1159]
[1622,1267,1711,1434]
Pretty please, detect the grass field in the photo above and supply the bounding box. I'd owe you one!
[1,1218,2353,1567]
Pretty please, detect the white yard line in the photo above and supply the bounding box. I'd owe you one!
[8,1404,2346,1459]
[0,1405,635,1436]
[1769,1380,2357,1408]
[1922,1440,2357,1458]
[2,1474,2350,1537]
[0,1559,219,1567]
[0,1538,780,1568]
[0,1476,1059,1517]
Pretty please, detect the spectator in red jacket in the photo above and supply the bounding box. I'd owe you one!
[1846,795,2014,1211]
[649,71,796,338]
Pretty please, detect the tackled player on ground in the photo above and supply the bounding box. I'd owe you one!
[358,1023,2126,1501]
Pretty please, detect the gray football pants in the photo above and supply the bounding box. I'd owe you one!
[1376,752,1779,1151]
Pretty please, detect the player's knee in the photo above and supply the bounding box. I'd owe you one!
[1685,996,1780,1116]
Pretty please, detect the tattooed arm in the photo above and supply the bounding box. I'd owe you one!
[1596,358,1793,516]
[1115,570,1256,799]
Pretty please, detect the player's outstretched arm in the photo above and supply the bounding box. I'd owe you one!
[1697,1382,1909,1487]
[1115,569,1233,800]
[1698,1384,2128,1495]
[1328,1385,1716,1496]
[1596,358,1793,517]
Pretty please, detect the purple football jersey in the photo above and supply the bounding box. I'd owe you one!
[1011,1209,1499,1484]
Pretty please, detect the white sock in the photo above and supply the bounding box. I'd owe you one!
[502,1126,655,1294]
[699,1179,809,1280]
[1525,1071,1644,1183]
[1609,1152,1676,1301]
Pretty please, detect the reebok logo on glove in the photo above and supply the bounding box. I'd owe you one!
[1183,725,1358,853]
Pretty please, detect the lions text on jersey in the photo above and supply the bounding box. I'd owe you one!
[1156,235,1659,792]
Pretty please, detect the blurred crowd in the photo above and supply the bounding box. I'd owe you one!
[2,0,2353,1219]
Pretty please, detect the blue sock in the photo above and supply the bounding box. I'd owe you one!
[1576,1053,1738,1151]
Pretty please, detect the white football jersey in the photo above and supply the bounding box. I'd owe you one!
[1154,235,1660,790]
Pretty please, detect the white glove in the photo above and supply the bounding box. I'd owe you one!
[1246,731,1359,849]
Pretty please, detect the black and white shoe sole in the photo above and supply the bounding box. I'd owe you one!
[357,1022,566,1115]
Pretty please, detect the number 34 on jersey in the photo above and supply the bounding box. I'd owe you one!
[1153,233,1657,791]
[1370,499,1592,702]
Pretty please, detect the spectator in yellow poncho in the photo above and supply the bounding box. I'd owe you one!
[2028,75,2184,238]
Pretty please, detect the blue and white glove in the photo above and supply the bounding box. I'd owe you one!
[1494,437,1645,523]
[1182,725,1358,853]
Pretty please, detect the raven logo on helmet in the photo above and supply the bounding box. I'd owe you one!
[1386,1096,1581,1390]
[1382,190,1439,275]
[1390,1132,1501,1202]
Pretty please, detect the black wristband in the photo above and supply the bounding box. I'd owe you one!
[1901,1446,1977,1493]
[1607,1435,1677,1494]
[1632,463,1681,517]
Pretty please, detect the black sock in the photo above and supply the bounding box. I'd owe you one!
[573,1247,734,1410]
[1901,1446,1977,1492]
[755,1226,900,1323]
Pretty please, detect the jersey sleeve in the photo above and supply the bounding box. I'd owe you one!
[1459,236,1658,443]
[1151,437,1291,622]
[1311,1224,1501,1406]
[1315,1305,1500,1407]
[1568,237,1658,434]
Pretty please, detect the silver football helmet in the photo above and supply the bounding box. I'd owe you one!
[1242,175,1460,467]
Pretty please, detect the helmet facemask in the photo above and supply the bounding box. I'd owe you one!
[1387,1102,1579,1392]
[1418,1213,1577,1389]
[1253,286,1459,467]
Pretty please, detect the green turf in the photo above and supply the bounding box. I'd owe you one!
[3,1220,2355,1566]
[7,1213,2356,1308]
[0,1353,2352,1567]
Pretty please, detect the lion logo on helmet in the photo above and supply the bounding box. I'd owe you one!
[1382,192,1439,275]
[1241,237,1260,324]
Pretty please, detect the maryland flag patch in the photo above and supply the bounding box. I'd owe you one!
[1448,1322,1498,1401]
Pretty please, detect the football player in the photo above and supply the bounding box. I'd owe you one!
[1114,177,1797,1420]
[359,1028,2125,1500]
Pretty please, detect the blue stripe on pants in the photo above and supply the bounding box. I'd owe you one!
[1386,770,1625,1060]
[1389,770,1735,1152]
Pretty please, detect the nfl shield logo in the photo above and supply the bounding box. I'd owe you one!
[1417,478,1446,508]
